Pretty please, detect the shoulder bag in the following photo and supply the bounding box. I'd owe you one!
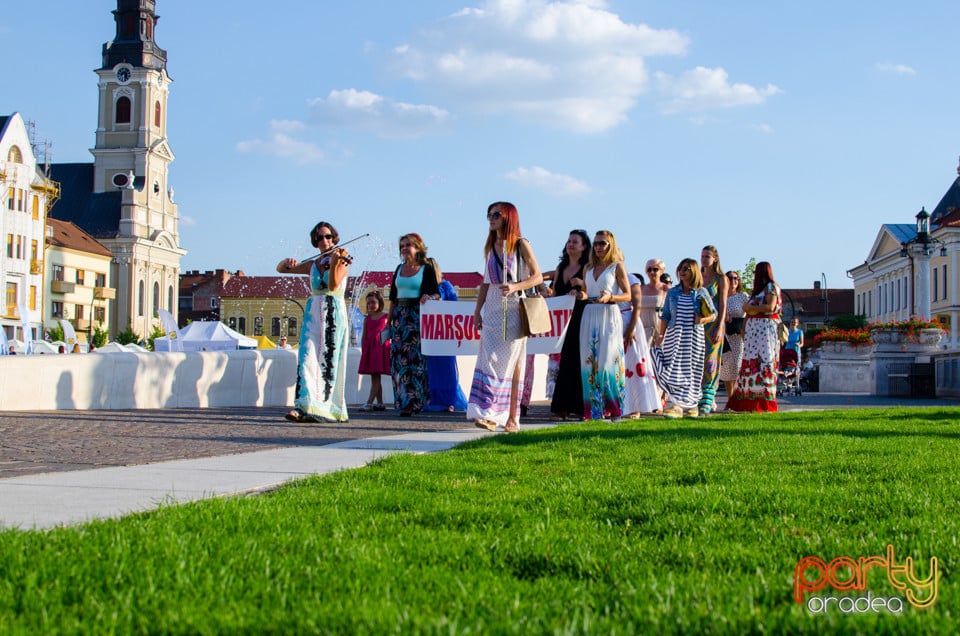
[516,242,551,336]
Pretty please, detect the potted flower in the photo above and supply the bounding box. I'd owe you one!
[812,328,872,353]
[869,317,943,345]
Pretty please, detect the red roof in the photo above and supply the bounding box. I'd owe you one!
[221,275,311,298]
[45,218,112,258]
[347,270,482,293]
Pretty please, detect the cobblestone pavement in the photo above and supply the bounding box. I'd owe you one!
[2,395,957,479]
[0,405,559,479]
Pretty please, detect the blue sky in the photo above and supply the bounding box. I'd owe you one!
[3,1,959,290]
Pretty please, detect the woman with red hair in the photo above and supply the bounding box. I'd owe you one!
[468,202,543,433]
[726,261,781,413]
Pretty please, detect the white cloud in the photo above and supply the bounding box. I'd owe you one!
[179,215,197,227]
[390,0,689,132]
[753,123,774,134]
[236,120,327,164]
[875,62,915,75]
[655,66,782,114]
[308,88,450,138]
[505,165,591,195]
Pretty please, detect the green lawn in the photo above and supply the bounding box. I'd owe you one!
[1,408,957,634]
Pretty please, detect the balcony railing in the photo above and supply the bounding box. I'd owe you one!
[94,286,116,300]
[51,280,76,294]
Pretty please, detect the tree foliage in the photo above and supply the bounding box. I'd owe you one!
[114,325,140,346]
[827,313,868,330]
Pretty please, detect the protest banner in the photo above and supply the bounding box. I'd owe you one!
[420,296,576,356]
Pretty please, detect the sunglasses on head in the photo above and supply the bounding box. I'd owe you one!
[486,210,501,220]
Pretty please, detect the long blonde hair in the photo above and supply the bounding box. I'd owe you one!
[588,230,622,268]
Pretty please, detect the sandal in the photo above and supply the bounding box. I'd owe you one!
[474,419,497,431]
[284,409,317,423]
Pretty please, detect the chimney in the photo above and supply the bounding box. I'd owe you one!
[813,281,821,290]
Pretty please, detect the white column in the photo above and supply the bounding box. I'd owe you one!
[911,244,932,320]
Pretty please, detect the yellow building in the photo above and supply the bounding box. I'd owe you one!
[219,275,311,345]
[44,219,115,343]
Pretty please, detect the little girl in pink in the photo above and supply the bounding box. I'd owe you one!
[358,291,390,410]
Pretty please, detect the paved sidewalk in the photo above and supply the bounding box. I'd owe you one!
[2,395,957,530]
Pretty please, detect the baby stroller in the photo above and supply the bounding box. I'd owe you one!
[777,348,802,397]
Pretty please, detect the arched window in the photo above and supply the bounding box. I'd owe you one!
[116,97,131,124]
[155,101,162,127]
[271,317,281,337]
[7,146,22,163]
[254,316,263,336]
[168,285,174,312]
[287,317,298,337]
[153,282,160,313]
[138,280,145,316]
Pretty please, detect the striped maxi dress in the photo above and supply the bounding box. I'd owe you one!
[651,291,705,410]
[466,248,527,426]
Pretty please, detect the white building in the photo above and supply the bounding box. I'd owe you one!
[0,113,59,343]
[48,0,185,339]
[848,160,960,349]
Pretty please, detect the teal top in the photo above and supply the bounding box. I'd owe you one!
[396,268,424,299]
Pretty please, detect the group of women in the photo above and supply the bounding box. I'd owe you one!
[276,210,783,426]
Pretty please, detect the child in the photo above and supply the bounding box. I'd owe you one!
[358,291,390,410]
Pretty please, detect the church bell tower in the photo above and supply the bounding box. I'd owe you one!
[92,0,185,337]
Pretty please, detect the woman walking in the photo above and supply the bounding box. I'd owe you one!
[718,270,749,399]
[549,230,591,421]
[620,272,661,416]
[578,230,630,420]
[727,261,782,413]
[388,233,441,416]
[652,258,716,419]
[277,221,351,423]
[699,246,728,416]
[467,202,543,433]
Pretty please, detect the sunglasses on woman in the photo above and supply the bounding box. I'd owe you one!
[486,210,501,220]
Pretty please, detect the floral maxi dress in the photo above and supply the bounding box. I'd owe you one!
[726,283,781,413]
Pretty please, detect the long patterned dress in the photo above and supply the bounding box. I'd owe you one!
[296,261,349,422]
[699,277,723,415]
[719,291,749,383]
[580,264,626,419]
[467,248,527,426]
[726,283,781,413]
[620,274,660,415]
[390,304,429,414]
[652,290,705,410]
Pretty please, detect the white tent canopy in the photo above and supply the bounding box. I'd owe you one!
[154,321,257,352]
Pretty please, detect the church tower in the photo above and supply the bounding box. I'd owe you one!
[92,0,185,337]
